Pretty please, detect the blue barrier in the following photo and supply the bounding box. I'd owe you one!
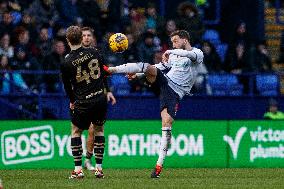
[0,95,282,120]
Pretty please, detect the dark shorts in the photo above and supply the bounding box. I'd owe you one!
[71,94,107,130]
[151,69,180,119]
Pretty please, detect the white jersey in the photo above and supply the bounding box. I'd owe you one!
[155,48,204,99]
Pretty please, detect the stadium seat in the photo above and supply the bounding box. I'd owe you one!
[256,74,279,96]
[202,29,221,46]
[207,74,243,96]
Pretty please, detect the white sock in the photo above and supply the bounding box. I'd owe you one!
[75,166,82,171]
[157,126,172,166]
[96,164,102,170]
[111,62,150,73]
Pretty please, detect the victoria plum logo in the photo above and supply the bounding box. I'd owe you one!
[223,127,247,159]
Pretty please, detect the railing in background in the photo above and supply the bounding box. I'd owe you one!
[0,70,64,119]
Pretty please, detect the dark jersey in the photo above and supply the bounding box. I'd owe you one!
[61,47,108,103]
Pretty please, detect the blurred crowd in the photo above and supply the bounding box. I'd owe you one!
[0,0,276,95]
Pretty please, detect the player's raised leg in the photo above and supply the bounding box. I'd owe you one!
[108,62,158,84]
[84,124,95,171]
[93,124,105,178]
[151,108,174,178]
[69,124,84,179]
[108,62,149,73]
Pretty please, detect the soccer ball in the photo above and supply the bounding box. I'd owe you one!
[109,33,128,53]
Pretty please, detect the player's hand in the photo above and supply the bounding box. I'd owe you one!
[126,73,137,80]
[162,52,169,63]
[69,102,74,110]
[107,92,116,105]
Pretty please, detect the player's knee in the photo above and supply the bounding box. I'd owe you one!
[145,65,157,76]
[88,125,94,135]
[72,126,82,137]
[162,116,173,127]
[164,119,173,127]
[94,127,103,133]
[161,109,174,125]
[94,123,104,133]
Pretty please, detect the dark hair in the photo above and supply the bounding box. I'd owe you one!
[170,30,190,42]
[66,26,82,45]
[81,27,94,36]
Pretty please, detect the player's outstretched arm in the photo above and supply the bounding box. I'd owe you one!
[154,61,171,71]
[165,49,203,62]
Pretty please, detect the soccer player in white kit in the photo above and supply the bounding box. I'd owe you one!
[107,30,204,178]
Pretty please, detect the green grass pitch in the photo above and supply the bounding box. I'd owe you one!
[0,168,284,189]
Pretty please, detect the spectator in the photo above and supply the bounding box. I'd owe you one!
[12,47,39,91]
[137,31,156,63]
[42,40,65,92]
[0,55,28,94]
[0,12,14,36]
[264,98,284,120]
[27,0,59,28]
[13,27,38,61]
[145,3,164,35]
[251,41,272,72]
[0,33,14,59]
[100,0,123,33]
[53,26,67,42]
[0,1,9,14]
[35,26,53,60]
[224,43,250,74]
[77,0,101,39]
[56,0,81,26]
[12,28,40,92]
[232,21,251,48]
[0,54,11,93]
[201,41,223,73]
[159,19,177,50]
[19,13,37,43]
[127,6,146,40]
[123,33,138,63]
[176,1,204,45]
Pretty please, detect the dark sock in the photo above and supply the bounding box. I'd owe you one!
[71,137,83,166]
[94,136,105,165]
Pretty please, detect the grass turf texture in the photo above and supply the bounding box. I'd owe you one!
[0,168,284,189]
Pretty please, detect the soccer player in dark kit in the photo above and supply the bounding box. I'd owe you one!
[61,26,113,179]
[81,26,116,173]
